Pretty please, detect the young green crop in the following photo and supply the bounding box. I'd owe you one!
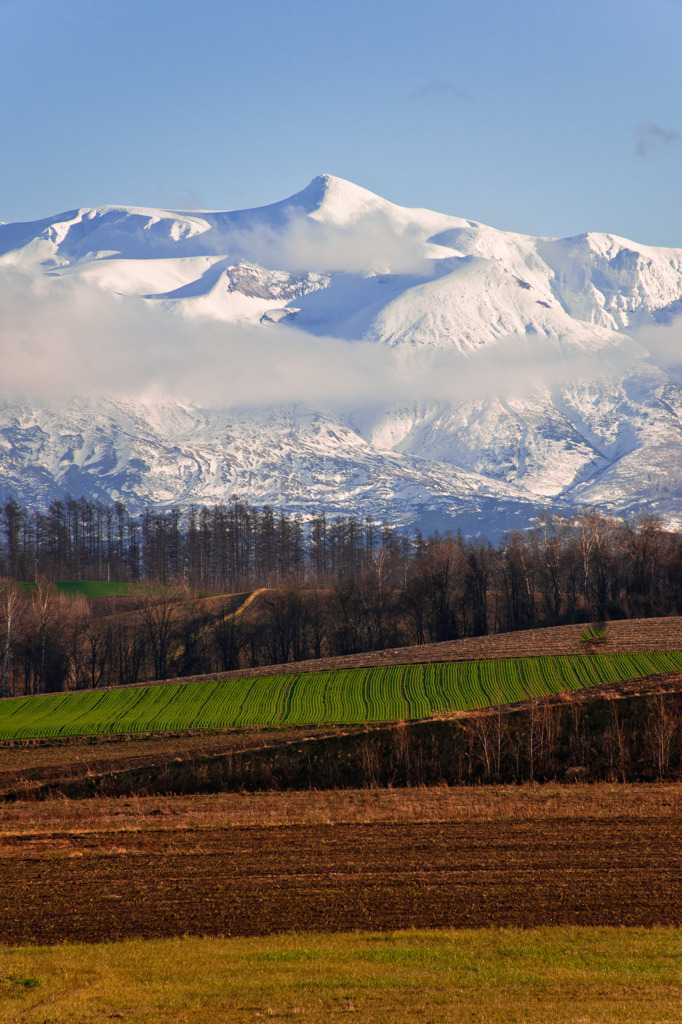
[2,651,682,740]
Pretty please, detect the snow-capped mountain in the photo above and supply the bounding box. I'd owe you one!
[2,174,682,535]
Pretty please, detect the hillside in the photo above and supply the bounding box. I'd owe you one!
[3,616,682,799]
[178,614,682,680]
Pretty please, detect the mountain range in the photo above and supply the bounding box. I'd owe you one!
[2,173,682,536]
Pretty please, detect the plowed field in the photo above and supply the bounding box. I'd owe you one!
[0,727,331,796]
[1,816,680,944]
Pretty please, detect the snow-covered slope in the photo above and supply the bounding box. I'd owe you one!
[2,174,682,534]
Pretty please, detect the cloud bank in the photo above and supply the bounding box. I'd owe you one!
[220,208,436,276]
[633,318,682,379]
[0,261,658,413]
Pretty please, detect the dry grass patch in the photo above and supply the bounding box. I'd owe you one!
[2,782,682,836]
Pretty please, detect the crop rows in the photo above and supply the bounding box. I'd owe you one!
[2,651,682,741]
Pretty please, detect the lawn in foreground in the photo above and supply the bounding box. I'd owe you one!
[1,927,681,1024]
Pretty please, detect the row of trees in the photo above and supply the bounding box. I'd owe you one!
[4,497,682,617]
[0,497,409,588]
[0,583,235,697]
[3,499,682,697]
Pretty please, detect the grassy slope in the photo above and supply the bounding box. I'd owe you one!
[4,781,681,830]
[3,651,682,740]
[1,928,681,1024]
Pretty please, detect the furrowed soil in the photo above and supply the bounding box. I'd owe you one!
[1,785,680,945]
[0,727,338,798]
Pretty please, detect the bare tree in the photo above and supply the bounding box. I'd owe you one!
[138,587,182,680]
[645,694,679,780]
[0,582,23,698]
[32,584,57,693]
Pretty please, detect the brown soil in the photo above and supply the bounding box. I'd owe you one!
[0,726,342,797]
[0,787,680,944]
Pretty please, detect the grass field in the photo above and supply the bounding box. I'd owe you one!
[19,580,229,599]
[1,928,681,1023]
[2,650,682,740]
[3,782,682,829]
[20,580,142,597]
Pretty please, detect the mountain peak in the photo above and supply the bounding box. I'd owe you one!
[282,174,397,225]
[3,176,682,532]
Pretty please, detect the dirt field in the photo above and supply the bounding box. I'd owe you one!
[0,726,338,797]
[1,785,680,945]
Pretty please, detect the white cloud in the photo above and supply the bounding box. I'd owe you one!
[220,208,434,276]
[633,317,682,378]
[412,79,470,102]
[0,261,646,412]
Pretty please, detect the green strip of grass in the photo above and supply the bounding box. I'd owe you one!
[2,651,682,740]
[19,580,139,597]
[57,580,138,597]
[1,927,680,1023]
[19,581,239,599]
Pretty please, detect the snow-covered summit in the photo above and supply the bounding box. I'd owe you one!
[4,173,681,330]
[279,174,387,221]
[2,175,682,534]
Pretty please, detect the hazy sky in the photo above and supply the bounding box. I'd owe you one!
[1,0,682,245]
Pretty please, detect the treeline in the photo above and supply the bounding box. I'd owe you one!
[4,497,682,620]
[0,496,410,589]
[3,499,682,696]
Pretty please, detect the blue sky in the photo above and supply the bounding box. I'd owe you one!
[2,0,681,245]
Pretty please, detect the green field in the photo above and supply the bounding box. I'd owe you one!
[1,651,680,741]
[20,580,150,598]
[1,927,681,1024]
[19,581,235,599]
